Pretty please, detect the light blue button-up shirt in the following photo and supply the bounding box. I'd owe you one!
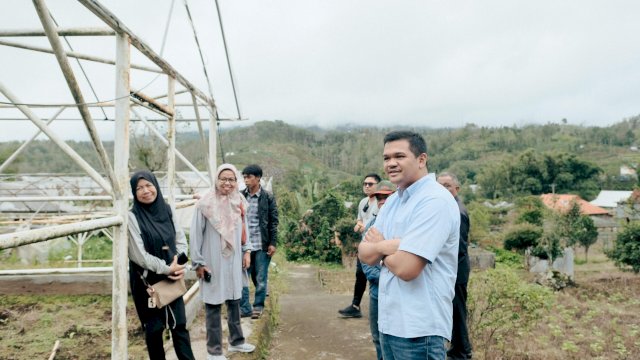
[374,173,459,340]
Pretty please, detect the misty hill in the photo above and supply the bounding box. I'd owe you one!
[1,118,639,199]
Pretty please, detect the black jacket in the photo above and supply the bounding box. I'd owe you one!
[242,187,279,251]
[455,196,471,285]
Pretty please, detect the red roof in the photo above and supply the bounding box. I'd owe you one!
[540,194,610,216]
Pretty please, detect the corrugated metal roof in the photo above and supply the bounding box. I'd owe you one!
[590,190,633,208]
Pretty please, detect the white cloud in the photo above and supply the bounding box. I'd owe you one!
[2,0,640,141]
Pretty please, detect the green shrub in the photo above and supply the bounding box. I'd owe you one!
[468,268,554,358]
[283,191,348,264]
[607,221,640,273]
[503,223,543,252]
[489,246,523,268]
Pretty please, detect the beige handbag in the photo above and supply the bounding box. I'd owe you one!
[142,274,187,309]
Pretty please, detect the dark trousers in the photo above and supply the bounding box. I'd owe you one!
[145,324,195,360]
[205,300,245,356]
[352,258,367,307]
[448,283,472,359]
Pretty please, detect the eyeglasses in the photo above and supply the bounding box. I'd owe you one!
[363,182,377,187]
[218,177,237,184]
[136,183,155,192]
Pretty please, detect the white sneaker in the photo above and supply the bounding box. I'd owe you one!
[228,342,256,353]
[206,354,227,360]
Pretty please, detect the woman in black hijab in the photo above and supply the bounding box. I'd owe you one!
[128,170,195,360]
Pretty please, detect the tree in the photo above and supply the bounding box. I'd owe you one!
[560,201,598,261]
[503,224,543,253]
[607,222,640,273]
[131,127,166,172]
[515,196,545,226]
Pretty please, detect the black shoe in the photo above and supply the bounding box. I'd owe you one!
[338,304,362,318]
[240,312,252,318]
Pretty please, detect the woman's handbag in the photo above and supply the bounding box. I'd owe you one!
[140,271,187,309]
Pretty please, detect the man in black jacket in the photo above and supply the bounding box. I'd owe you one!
[240,164,279,319]
[438,172,472,360]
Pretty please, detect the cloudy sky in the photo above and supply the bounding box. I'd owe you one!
[1,0,640,141]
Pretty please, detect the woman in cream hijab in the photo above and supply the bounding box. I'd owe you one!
[191,164,255,360]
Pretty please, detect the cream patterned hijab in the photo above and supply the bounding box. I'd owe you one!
[196,164,247,257]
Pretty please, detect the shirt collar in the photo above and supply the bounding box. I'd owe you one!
[397,173,433,201]
[248,186,261,198]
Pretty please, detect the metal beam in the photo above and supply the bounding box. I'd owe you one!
[167,76,176,206]
[112,30,130,359]
[130,90,174,116]
[130,108,210,185]
[0,215,123,250]
[0,194,203,202]
[0,39,162,73]
[0,106,66,174]
[0,81,113,193]
[78,0,216,108]
[209,105,218,181]
[33,0,120,197]
[0,27,115,37]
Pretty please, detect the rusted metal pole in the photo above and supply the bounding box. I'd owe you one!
[0,81,112,193]
[77,0,216,108]
[0,27,115,37]
[167,77,176,206]
[0,106,66,174]
[111,30,130,359]
[0,39,162,73]
[130,90,174,116]
[33,0,120,197]
[130,108,210,185]
[0,215,123,250]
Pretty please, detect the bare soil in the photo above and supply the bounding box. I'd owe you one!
[268,264,376,360]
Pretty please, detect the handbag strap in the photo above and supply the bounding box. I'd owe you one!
[138,269,152,289]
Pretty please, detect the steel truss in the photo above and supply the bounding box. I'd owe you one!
[0,1,224,357]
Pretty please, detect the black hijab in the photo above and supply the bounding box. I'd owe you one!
[130,170,177,265]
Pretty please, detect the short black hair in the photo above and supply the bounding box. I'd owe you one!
[242,164,263,178]
[383,130,427,157]
[364,173,381,183]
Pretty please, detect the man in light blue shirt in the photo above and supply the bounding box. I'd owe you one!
[359,130,460,360]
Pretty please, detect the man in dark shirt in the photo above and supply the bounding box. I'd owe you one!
[240,164,279,319]
[438,172,472,360]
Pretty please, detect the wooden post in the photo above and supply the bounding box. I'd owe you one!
[111,30,131,359]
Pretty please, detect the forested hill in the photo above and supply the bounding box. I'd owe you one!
[1,118,639,200]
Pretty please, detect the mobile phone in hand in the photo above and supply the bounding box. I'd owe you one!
[203,270,211,282]
[177,252,188,265]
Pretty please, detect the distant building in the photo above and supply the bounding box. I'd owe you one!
[620,165,637,178]
[590,190,633,209]
[540,194,609,216]
[540,194,618,249]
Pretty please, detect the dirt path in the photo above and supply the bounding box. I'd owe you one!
[268,264,375,360]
